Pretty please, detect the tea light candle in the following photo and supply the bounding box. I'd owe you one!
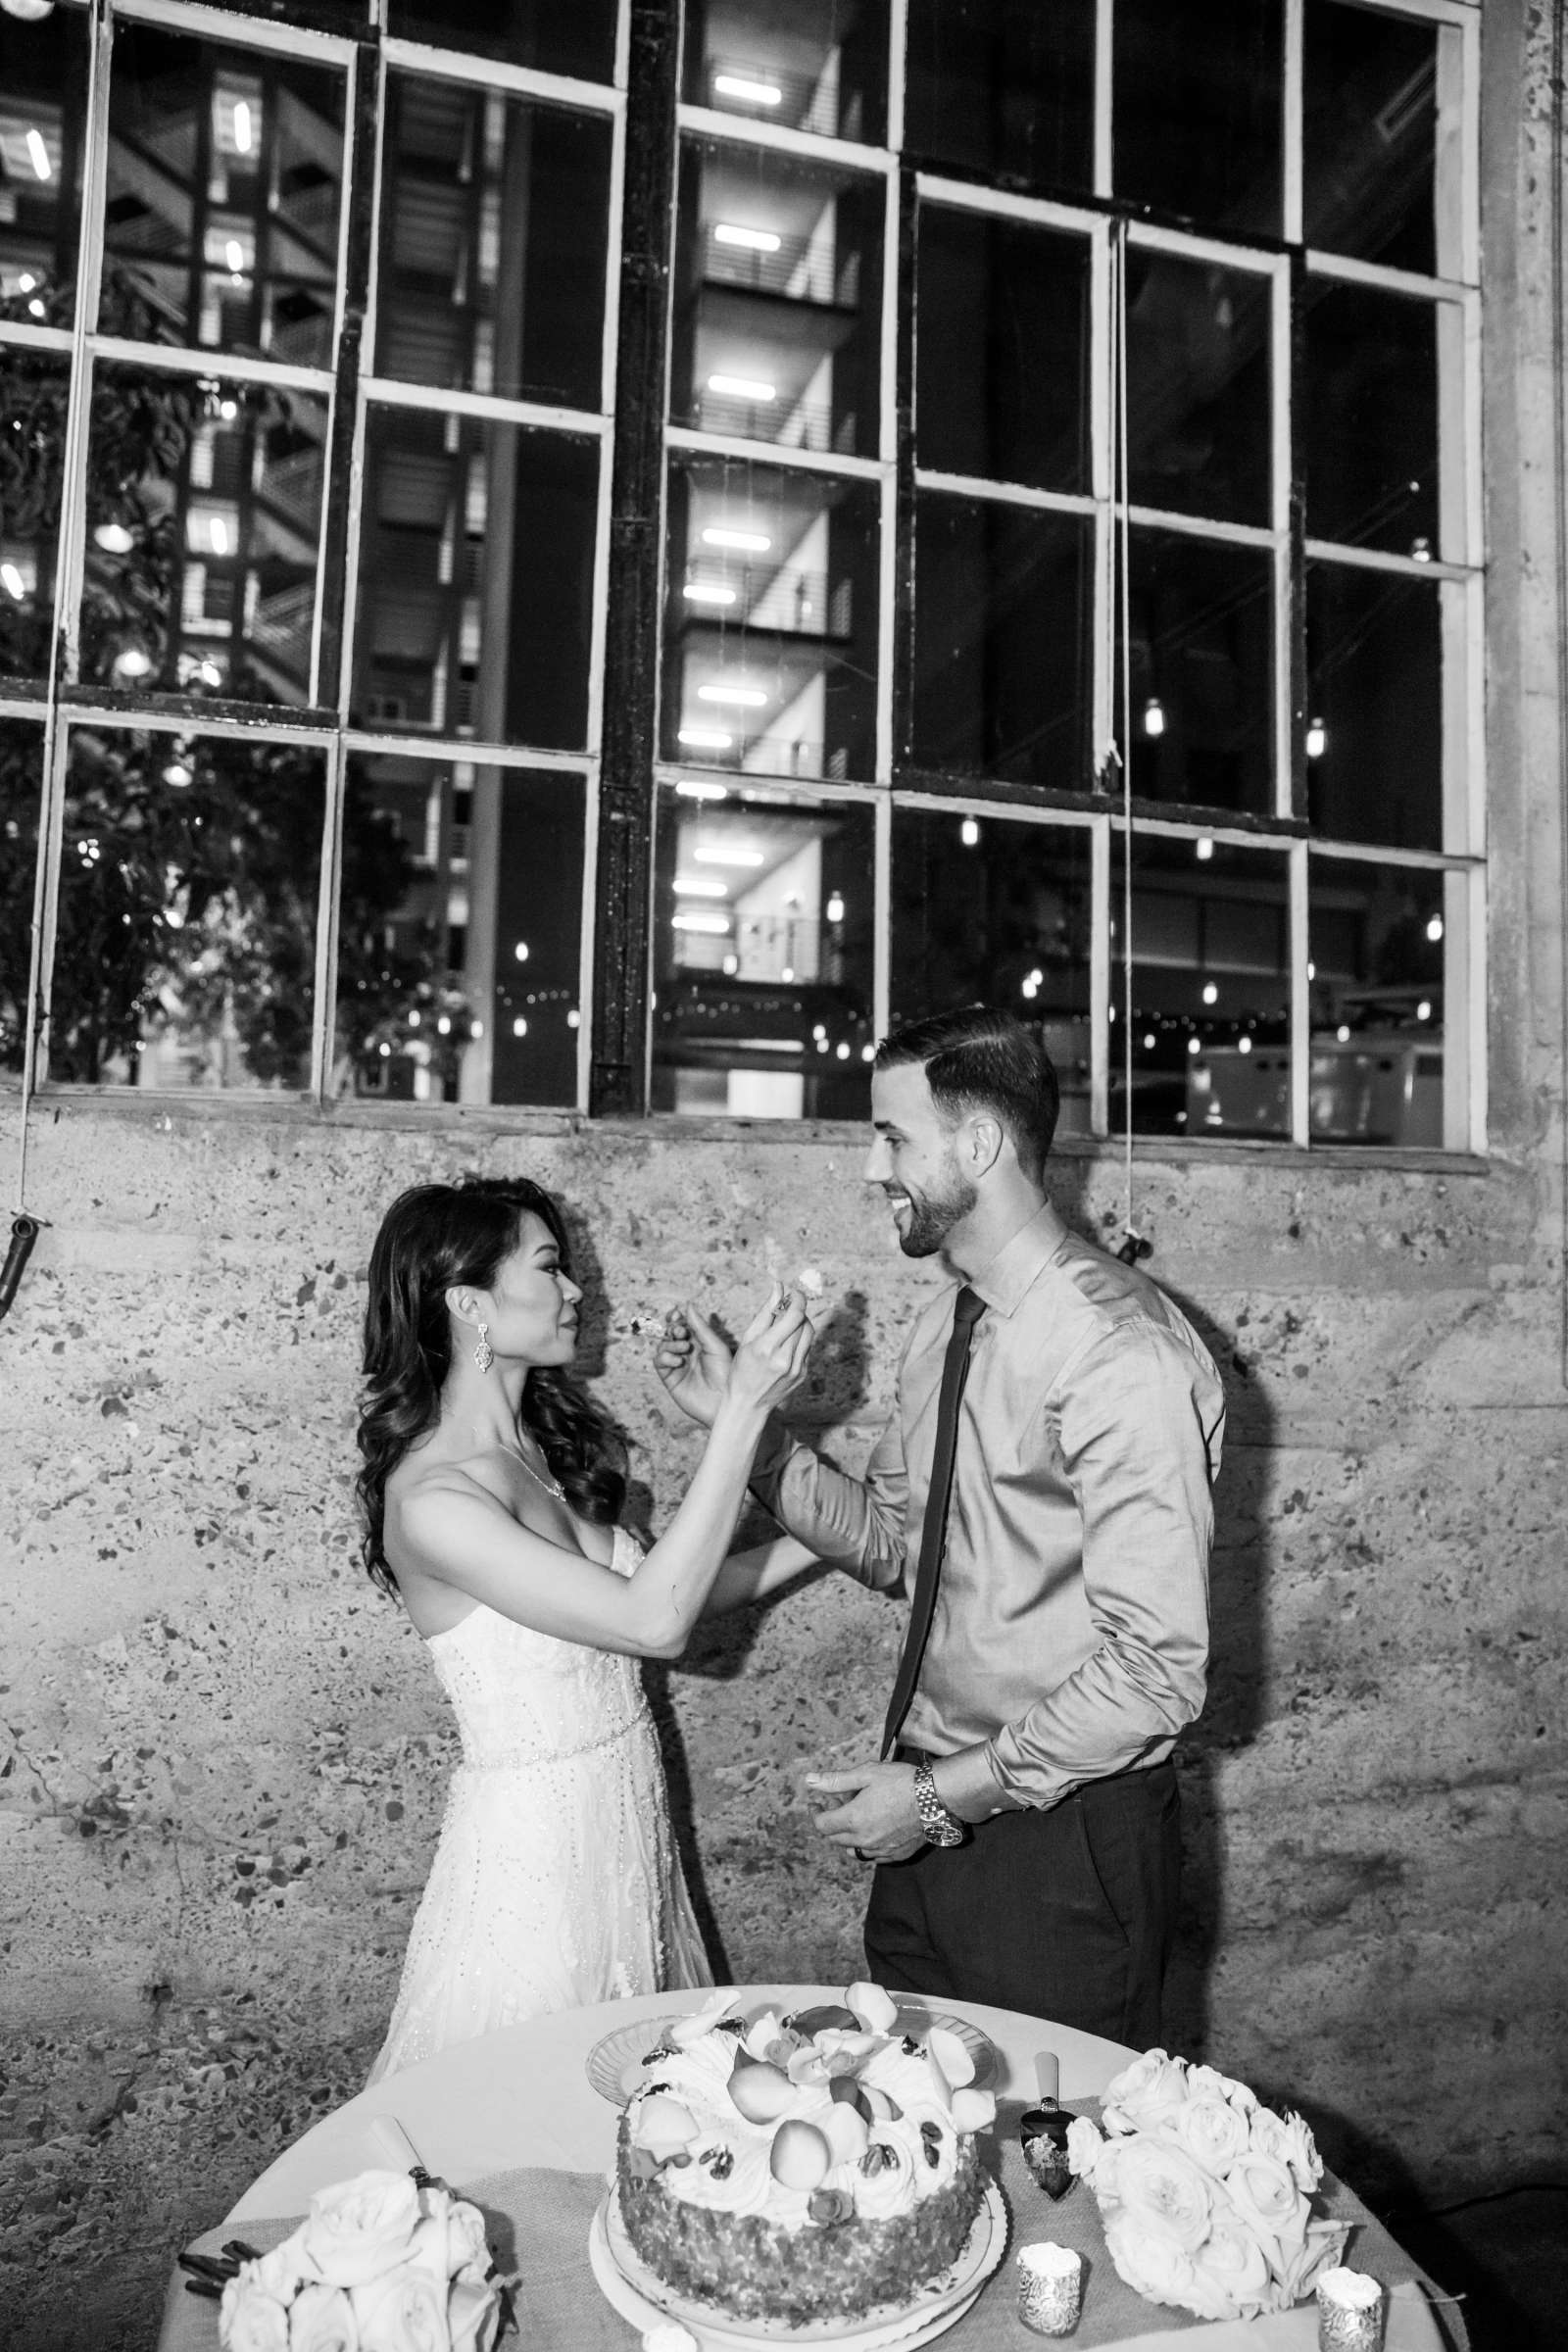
[1315,2267,1385,2351]
[1016,2241,1083,2336]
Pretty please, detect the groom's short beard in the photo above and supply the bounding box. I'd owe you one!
[897,1163,978,1257]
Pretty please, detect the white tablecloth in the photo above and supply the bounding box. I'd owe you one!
[164,1985,1452,2352]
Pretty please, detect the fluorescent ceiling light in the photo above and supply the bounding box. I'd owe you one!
[673,877,728,897]
[674,779,729,800]
[713,223,781,253]
[233,99,254,154]
[26,128,50,181]
[697,684,767,708]
[708,373,775,402]
[673,911,733,934]
[703,526,770,552]
[1,564,24,600]
[677,726,733,749]
[694,847,764,868]
[682,582,737,607]
[225,239,245,272]
[713,73,782,106]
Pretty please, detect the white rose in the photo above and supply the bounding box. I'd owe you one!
[302,2172,423,2291]
[1247,2106,1322,2192]
[1159,2090,1252,2176]
[1102,2207,1202,2312]
[351,2263,449,2352]
[399,2202,453,2286]
[219,2273,290,2352]
[445,2197,492,2287]
[1223,2148,1305,2248]
[288,2281,361,2352]
[1100,2049,1191,2135]
[447,2277,504,2352]
[1187,2064,1258,2117]
[1185,2214,1277,2318]
[250,2230,323,2305]
[1065,2116,1106,2182]
[1111,2134,1215,2253]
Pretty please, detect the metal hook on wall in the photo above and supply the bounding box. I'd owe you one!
[0,1214,41,1324]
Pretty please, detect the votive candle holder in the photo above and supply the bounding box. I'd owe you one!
[1315,2266,1386,2351]
[1016,2241,1083,2336]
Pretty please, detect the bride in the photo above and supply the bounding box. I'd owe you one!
[357,1175,818,2082]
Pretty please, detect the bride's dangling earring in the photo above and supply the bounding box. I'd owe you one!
[473,1320,494,1373]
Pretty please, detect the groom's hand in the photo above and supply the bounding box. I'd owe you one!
[806,1764,924,1864]
[653,1302,733,1429]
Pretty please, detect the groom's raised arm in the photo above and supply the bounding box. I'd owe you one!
[746,1407,908,1592]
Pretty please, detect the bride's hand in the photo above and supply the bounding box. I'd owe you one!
[724,1285,816,1417]
[654,1301,733,1430]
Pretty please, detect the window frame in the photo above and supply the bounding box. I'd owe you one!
[2,0,1487,1155]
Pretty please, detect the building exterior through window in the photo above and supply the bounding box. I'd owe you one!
[0,0,1482,1151]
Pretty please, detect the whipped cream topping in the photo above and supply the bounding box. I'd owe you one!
[626,1999,983,2228]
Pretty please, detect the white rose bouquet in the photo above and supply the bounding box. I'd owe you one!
[1066,2050,1348,2324]
[211,2169,509,2352]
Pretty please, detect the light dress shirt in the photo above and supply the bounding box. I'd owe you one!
[750,1200,1225,1812]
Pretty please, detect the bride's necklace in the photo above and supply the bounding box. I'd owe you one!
[502,1444,566,1501]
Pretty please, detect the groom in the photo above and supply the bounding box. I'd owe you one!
[658,1004,1223,2045]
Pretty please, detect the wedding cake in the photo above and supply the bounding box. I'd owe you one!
[613,1984,995,2326]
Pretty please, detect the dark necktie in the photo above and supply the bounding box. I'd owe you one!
[881,1285,986,1759]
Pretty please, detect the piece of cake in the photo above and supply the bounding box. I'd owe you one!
[613,1984,996,2327]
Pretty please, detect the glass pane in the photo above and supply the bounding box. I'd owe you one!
[685,0,889,146]
[1112,830,1291,1140]
[0,0,89,327]
[0,351,70,682]
[1123,529,1274,814]
[336,755,581,1107]
[910,495,1092,786]
[386,0,616,83]
[377,78,611,409]
[50,728,324,1087]
[1303,0,1438,276]
[82,367,327,706]
[104,26,344,368]
[891,809,1093,1138]
[1114,0,1282,237]
[652,782,875,1118]
[916,207,1089,495]
[353,412,598,749]
[1303,278,1439,558]
[0,718,44,1080]
[1305,562,1441,850]
[663,456,878,782]
[80,367,326,706]
[905,0,1095,195]
[671,139,882,460]
[1126,252,1271,526]
[1309,857,1446,1146]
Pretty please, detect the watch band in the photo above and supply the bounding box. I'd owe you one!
[912,1762,967,1848]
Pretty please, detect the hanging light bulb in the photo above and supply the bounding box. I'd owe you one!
[1305,717,1327,760]
[960,817,980,848]
[1143,697,1165,738]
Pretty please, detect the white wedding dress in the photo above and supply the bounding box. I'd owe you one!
[367,1526,712,2082]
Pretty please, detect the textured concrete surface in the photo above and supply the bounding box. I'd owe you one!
[0,1109,1564,2348]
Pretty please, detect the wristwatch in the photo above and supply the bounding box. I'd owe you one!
[912,1762,967,1848]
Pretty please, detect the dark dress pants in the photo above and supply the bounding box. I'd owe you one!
[864,1760,1182,2048]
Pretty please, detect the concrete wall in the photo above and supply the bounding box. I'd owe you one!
[3,7,1566,2346]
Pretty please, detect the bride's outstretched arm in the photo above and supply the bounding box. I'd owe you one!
[702,1534,822,1617]
[393,1291,815,1659]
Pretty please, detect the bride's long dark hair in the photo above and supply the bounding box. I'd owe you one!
[357,1177,625,1595]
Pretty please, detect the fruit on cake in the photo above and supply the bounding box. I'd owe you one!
[614,1983,996,2326]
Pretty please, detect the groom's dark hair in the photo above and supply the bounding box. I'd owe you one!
[875,1005,1060,1182]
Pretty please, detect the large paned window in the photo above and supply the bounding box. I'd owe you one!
[1,0,1483,1152]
